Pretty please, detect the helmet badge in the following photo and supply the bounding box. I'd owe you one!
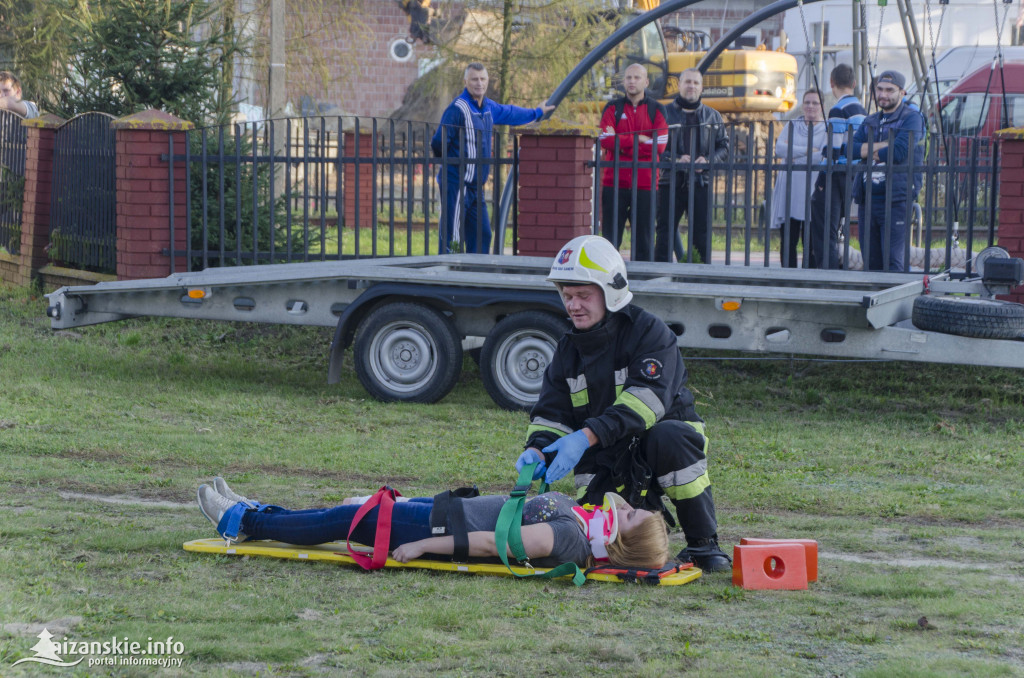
[557,248,573,264]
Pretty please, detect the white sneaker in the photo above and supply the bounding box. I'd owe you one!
[197,484,248,543]
[213,477,257,508]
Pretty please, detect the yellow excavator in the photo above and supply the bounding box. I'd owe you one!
[396,0,797,116]
[597,0,797,115]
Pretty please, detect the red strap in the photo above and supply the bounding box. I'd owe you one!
[346,486,401,570]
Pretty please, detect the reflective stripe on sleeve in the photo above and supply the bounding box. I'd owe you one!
[527,417,573,439]
[625,386,665,420]
[613,390,658,429]
[658,459,710,500]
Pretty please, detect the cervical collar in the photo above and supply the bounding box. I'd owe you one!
[571,492,627,561]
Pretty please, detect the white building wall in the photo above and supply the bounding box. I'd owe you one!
[781,0,1022,95]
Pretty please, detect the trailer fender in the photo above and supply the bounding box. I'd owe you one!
[327,283,563,384]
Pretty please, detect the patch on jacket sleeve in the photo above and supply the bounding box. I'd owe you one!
[640,358,663,380]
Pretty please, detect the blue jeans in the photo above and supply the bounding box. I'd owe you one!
[860,197,908,272]
[242,498,433,548]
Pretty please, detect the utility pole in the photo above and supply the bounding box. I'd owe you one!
[269,0,286,119]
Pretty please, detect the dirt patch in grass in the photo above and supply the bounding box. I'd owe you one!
[57,491,194,509]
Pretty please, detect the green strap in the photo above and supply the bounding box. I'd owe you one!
[494,463,587,586]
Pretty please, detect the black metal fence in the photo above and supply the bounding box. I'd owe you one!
[0,109,26,254]
[174,116,513,270]
[172,114,999,275]
[49,112,117,272]
[595,119,997,273]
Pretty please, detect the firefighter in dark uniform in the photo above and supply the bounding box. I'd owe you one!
[515,235,731,571]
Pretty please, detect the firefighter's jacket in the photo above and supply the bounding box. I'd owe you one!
[526,305,701,466]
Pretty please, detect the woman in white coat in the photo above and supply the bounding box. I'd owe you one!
[771,90,827,267]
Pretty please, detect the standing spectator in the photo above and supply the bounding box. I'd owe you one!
[655,68,728,263]
[852,70,925,272]
[431,63,554,254]
[0,72,39,119]
[770,89,828,268]
[808,64,867,269]
[598,64,668,258]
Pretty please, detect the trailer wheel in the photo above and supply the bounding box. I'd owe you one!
[911,295,1024,340]
[353,302,463,403]
[480,311,569,411]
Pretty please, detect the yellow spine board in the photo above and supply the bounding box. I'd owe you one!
[183,538,702,586]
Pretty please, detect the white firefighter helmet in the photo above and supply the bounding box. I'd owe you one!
[547,235,633,312]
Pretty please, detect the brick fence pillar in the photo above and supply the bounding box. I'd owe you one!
[995,129,1024,304]
[514,130,596,258]
[343,130,376,231]
[111,110,193,280]
[17,114,64,286]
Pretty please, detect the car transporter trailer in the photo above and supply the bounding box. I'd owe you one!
[44,252,1024,410]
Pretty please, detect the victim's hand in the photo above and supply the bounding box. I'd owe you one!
[391,540,427,563]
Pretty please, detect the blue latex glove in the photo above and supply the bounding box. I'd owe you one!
[542,430,591,482]
[515,449,546,480]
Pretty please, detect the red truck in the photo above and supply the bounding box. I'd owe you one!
[939,62,1024,139]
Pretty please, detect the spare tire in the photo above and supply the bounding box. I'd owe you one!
[911,295,1024,340]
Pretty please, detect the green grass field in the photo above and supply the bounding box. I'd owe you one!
[1,281,1023,676]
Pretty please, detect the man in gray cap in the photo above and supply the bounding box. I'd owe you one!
[851,70,925,271]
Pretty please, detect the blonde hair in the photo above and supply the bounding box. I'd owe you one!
[603,512,670,569]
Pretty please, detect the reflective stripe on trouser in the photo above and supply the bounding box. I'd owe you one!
[573,419,717,541]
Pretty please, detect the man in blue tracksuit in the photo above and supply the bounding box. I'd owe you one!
[431,63,554,254]
[851,70,925,272]
[808,64,867,269]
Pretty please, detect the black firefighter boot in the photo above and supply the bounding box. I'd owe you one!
[679,536,732,573]
[673,488,732,573]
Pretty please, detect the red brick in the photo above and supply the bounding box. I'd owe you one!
[1001,196,1024,210]
[120,238,163,254]
[556,174,592,188]
[520,148,559,162]
[999,210,1024,226]
[123,141,169,156]
[1001,182,1023,197]
[124,191,167,205]
[519,174,551,188]
[121,203,155,217]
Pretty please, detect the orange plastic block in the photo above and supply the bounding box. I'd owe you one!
[739,538,818,582]
[732,543,808,590]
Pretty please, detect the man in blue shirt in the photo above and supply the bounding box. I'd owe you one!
[851,70,926,272]
[808,64,866,269]
[431,63,554,254]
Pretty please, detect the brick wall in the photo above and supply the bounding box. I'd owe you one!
[259,0,423,119]
[516,130,595,258]
[112,111,192,280]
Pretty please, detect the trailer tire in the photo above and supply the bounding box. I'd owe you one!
[353,302,463,403]
[480,311,569,411]
[911,295,1024,340]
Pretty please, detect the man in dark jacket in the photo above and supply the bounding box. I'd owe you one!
[808,64,867,269]
[431,63,553,254]
[514,235,731,572]
[655,68,729,263]
[851,70,925,272]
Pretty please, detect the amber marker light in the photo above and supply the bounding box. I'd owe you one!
[721,300,741,311]
[187,289,206,299]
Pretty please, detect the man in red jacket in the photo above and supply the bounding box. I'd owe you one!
[598,64,668,259]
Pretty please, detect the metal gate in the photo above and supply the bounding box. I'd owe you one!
[50,112,117,272]
[0,110,26,254]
